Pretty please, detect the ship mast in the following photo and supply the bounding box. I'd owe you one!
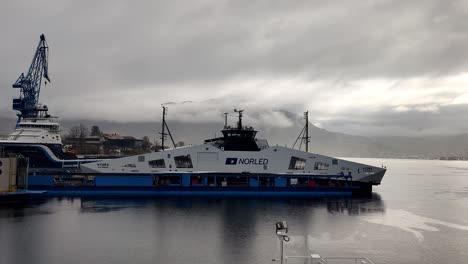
[159,105,176,151]
[293,111,311,152]
[304,111,309,152]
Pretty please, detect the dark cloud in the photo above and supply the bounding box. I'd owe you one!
[1,0,468,136]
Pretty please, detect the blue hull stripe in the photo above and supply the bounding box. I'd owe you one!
[39,189,352,197]
[29,185,354,197]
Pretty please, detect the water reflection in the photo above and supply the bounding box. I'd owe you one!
[0,195,387,264]
[77,193,385,217]
[326,193,385,215]
[0,199,49,219]
[79,198,150,213]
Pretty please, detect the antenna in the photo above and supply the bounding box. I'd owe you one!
[304,111,310,152]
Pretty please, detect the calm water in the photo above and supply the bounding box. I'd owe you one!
[1,158,468,264]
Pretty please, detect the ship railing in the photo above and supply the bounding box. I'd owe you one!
[284,255,375,264]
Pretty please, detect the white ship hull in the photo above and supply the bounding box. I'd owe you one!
[82,144,386,185]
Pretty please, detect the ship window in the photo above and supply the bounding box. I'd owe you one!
[148,159,165,168]
[197,152,218,162]
[314,162,329,170]
[332,159,338,165]
[174,155,193,168]
[288,156,306,170]
[363,167,373,173]
[138,156,145,162]
[122,164,136,168]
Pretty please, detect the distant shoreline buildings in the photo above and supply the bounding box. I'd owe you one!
[64,132,145,155]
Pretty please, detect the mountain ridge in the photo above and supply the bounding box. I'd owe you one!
[1,115,467,158]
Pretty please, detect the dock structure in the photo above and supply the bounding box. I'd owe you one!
[0,156,21,193]
[0,152,45,202]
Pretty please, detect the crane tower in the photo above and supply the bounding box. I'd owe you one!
[12,34,51,125]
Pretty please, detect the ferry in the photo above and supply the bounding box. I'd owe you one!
[74,110,386,196]
[0,34,386,197]
[1,108,386,197]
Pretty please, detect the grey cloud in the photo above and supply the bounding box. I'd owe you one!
[319,103,468,137]
[1,0,468,137]
[4,1,468,87]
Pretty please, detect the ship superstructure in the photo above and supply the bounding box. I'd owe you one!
[5,117,61,145]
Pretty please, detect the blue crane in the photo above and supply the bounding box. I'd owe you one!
[12,34,51,125]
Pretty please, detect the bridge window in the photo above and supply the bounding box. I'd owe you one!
[288,156,306,170]
[314,161,329,170]
[148,159,165,168]
[174,155,193,168]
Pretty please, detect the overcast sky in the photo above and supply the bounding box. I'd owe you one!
[1,0,468,137]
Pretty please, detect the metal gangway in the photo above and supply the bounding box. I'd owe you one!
[273,221,375,264]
